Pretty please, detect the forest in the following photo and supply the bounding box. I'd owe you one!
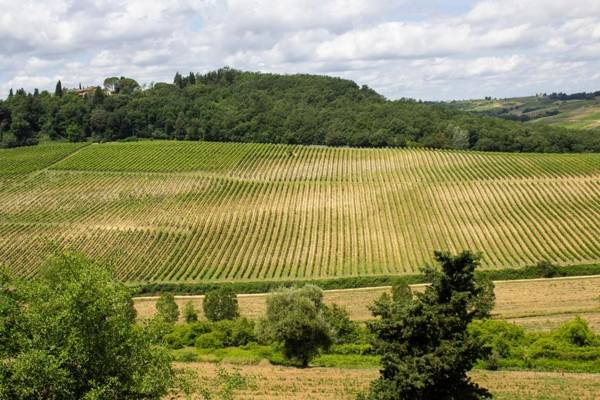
[1,68,600,152]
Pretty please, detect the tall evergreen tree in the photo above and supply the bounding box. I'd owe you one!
[8,88,13,99]
[173,72,183,88]
[366,251,494,400]
[54,80,63,97]
[188,72,196,85]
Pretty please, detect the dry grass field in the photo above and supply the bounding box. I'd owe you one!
[169,362,600,400]
[135,275,600,331]
[2,141,600,282]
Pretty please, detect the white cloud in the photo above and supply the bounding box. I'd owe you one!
[1,0,600,100]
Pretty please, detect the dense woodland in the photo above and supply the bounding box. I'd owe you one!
[1,68,599,152]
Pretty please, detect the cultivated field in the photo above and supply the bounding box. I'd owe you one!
[135,275,600,331]
[170,363,600,400]
[2,141,600,282]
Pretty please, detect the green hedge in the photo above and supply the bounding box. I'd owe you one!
[131,263,600,296]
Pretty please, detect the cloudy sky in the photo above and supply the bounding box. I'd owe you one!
[1,0,600,100]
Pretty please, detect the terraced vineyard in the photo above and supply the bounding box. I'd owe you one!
[1,140,600,283]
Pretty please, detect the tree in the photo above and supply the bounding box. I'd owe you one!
[322,303,358,344]
[156,293,180,323]
[174,72,184,88]
[54,80,63,97]
[259,285,331,367]
[183,301,198,323]
[366,251,494,400]
[8,88,13,99]
[0,251,173,399]
[203,287,239,322]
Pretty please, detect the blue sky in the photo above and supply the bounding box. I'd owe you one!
[1,0,600,100]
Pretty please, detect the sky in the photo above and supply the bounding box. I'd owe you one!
[1,0,600,101]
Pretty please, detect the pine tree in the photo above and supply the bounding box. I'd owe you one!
[8,88,13,99]
[188,72,196,85]
[54,80,63,97]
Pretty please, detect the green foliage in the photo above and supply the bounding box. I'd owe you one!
[536,260,565,278]
[4,69,600,152]
[470,318,600,373]
[156,292,180,323]
[322,303,360,344]
[260,285,332,367]
[134,263,600,295]
[553,316,597,347]
[203,287,240,322]
[183,301,199,323]
[366,251,494,400]
[0,251,173,399]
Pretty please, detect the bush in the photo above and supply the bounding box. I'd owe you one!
[553,317,597,347]
[322,303,359,344]
[196,331,227,349]
[183,301,198,323]
[203,287,240,322]
[156,293,179,323]
[535,260,565,278]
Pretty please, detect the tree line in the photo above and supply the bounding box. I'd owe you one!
[1,68,599,152]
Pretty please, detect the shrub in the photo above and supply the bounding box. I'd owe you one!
[536,260,564,278]
[203,287,240,322]
[156,293,179,323]
[553,317,597,347]
[183,301,198,323]
[322,303,359,344]
[196,331,226,349]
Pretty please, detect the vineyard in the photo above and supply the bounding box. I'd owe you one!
[1,140,600,283]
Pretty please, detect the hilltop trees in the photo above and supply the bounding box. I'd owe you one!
[365,251,494,400]
[0,251,173,399]
[3,68,600,151]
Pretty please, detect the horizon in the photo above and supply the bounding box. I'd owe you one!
[2,0,600,101]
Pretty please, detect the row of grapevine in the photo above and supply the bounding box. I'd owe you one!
[0,141,599,282]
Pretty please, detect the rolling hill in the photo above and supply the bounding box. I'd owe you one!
[445,92,600,129]
[1,140,600,283]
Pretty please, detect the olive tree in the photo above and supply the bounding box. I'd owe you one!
[260,285,331,367]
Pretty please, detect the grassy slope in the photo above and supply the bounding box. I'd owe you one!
[1,141,600,282]
[446,95,600,129]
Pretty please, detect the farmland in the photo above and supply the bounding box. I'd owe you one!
[172,363,600,400]
[135,275,600,331]
[1,140,600,282]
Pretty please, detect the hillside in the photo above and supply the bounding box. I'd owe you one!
[445,92,600,129]
[1,141,600,283]
[2,69,600,152]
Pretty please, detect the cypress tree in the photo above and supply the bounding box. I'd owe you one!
[54,80,63,97]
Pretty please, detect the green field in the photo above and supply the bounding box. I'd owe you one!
[446,94,600,129]
[1,140,600,283]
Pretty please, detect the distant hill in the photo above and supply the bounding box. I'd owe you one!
[1,68,600,152]
[443,91,600,130]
